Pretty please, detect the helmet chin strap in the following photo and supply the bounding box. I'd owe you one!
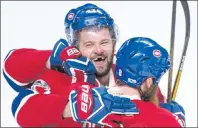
[137,85,158,101]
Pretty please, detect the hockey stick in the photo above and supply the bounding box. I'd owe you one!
[167,0,177,103]
[170,0,191,101]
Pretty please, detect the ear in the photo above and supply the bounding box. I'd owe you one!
[145,77,153,89]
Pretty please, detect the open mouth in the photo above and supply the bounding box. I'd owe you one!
[93,57,106,62]
[92,56,107,67]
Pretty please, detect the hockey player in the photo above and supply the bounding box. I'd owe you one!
[69,37,186,127]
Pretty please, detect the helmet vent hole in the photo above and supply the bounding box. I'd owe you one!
[140,57,150,62]
[129,51,137,59]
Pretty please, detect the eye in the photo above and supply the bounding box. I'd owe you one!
[101,41,109,45]
[84,42,93,48]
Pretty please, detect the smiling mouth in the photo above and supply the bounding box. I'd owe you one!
[93,57,106,62]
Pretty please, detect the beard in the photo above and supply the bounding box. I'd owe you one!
[94,50,114,77]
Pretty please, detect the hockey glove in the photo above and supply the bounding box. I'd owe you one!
[160,100,185,127]
[69,82,139,127]
[46,38,70,72]
[62,47,96,85]
[46,39,95,84]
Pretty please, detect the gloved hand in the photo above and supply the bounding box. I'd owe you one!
[160,100,185,127]
[69,82,139,127]
[63,55,96,85]
[46,38,70,72]
[46,38,96,85]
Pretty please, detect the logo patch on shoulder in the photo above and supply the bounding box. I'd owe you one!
[31,79,51,94]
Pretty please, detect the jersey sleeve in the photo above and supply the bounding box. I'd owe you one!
[12,70,75,127]
[12,89,69,127]
[3,49,52,92]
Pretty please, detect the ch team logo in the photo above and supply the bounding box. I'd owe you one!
[153,49,161,58]
[31,79,51,94]
[68,13,74,21]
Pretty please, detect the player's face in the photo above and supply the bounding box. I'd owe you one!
[78,28,115,77]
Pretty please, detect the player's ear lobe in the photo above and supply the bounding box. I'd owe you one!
[145,77,153,89]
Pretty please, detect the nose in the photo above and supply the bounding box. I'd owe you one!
[94,45,104,55]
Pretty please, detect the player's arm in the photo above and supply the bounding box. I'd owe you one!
[3,48,52,92]
[3,48,52,83]
[11,71,76,127]
[2,38,69,92]
[12,89,69,127]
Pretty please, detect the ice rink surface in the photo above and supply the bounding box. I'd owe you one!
[1,1,197,127]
